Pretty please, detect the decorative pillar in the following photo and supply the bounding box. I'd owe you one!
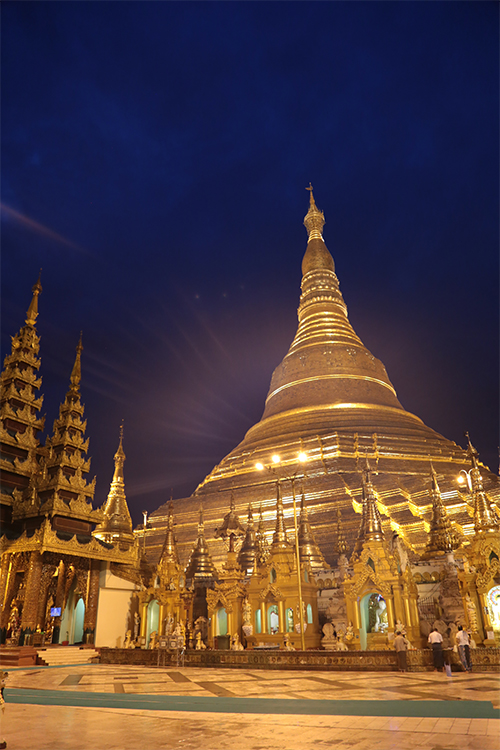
[478,592,492,632]
[386,596,395,629]
[260,602,266,634]
[278,601,285,633]
[140,602,148,639]
[352,599,360,630]
[158,603,165,635]
[410,597,420,628]
[83,561,100,644]
[20,551,43,644]
[0,553,21,632]
[403,596,412,628]
[0,555,11,612]
[227,609,233,636]
[52,560,65,644]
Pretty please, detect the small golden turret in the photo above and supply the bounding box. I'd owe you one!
[157,502,180,570]
[25,272,42,326]
[272,480,289,548]
[466,434,500,533]
[184,506,217,582]
[298,491,326,568]
[214,491,246,549]
[92,425,134,546]
[424,463,461,556]
[256,505,270,566]
[335,508,348,556]
[237,504,257,575]
[352,458,384,557]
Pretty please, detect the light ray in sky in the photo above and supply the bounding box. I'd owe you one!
[1,203,87,254]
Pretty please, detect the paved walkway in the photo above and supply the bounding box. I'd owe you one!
[2,664,499,749]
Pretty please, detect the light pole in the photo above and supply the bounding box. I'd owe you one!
[256,451,308,651]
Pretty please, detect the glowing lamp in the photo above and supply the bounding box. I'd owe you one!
[255,462,264,471]
[272,454,281,464]
[298,452,307,463]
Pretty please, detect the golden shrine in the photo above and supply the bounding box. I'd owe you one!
[1,191,500,658]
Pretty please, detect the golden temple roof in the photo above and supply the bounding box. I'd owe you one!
[298,491,327,569]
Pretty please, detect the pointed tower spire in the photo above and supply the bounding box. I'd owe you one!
[93,423,134,546]
[1,277,45,516]
[237,503,257,575]
[214,490,246,549]
[334,507,348,556]
[35,336,96,525]
[256,504,270,566]
[425,463,460,555]
[185,505,217,582]
[297,490,326,568]
[304,184,326,242]
[69,332,83,393]
[353,457,384,556]
[156,501,181,584]
[25,271,42,326]
[272,480,289,547]
[465,434,499,533]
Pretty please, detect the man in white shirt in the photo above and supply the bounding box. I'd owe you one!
[428,628,444,671]
[456,625,472,672]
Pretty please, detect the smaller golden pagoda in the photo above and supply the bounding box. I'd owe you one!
[244,481,320,649]
[237,504,257,575]
[93,425,134,548]
[422,464,461,558]
[298,491,327,570]
[344,460,420,649]
[457,436,500,645]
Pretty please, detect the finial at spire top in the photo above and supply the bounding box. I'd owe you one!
[25,271,43,326]
[304,184,325,241]
[113,421,126,478]
[70,333,83,390]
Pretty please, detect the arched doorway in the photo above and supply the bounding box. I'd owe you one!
[267,604,279,634]
[216,607,228,635]
[487,585,500,629]
[146,600,159,646]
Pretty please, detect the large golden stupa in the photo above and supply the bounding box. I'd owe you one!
[147,190,500,566]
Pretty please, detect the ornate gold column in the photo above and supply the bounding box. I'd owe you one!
[227,609,233,636]
[386,596,395,629]
[140,602,148,638]
[83,561,100,644]
[278,600,285,633]
[260,602,266,634]
[0,555,11,612]
[20,551,43,642]
[0,553,21,631]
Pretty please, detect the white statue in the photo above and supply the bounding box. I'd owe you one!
[374,598,387,632]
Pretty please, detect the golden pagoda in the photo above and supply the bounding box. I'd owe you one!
[147,190,500,568]
[93,425,134,548]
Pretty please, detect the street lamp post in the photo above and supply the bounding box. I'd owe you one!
[256,451,308,651]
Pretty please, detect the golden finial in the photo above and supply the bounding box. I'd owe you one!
[25,270,43,326]
[304,183,325,240]
[113,421,126,479]
[69,332,83,390]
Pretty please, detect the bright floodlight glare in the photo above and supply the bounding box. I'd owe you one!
[298,452,307,462]
[272,454,281,464]
[457,475,465,484]
[255,462,264,471]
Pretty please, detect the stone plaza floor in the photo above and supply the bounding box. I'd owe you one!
[2,663,499,749]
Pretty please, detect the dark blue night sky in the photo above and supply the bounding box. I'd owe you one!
[2,2,498,525]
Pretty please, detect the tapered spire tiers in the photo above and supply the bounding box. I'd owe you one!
[352,459,385,557]
[184,507,217,582]
[272,481,290,548]
[93,425,134,545]
[298,491,327,569]
[465,435,500,534]
[214,492,246,549]
[238,504,257,574]
[424,464,461,556]
[157,503,180,581]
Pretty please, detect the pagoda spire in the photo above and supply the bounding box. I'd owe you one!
[304,184,326,242]
[352,457,384,556]
[93,423,134,546]
[297,490,326,568]
[238,503,257,575]
[25,271,43,326]
[156,501,181,585]
[272,480,289,548]
[34,336,96,524]
[334,507,348,557]
[1,277,45,516]
[69,332,83,394]
[425,463,461,556]
[256,504,270,566]
[465,434,499,533]
[184,505,217,582]
[214,490,246,550]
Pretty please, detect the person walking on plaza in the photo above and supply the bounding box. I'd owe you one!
[394,631,409,672]
[428,628,444,671]
[456,625,472,672]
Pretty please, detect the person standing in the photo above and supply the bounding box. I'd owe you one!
[428,628,444,671]
[394,631,409,672]
[456,625,472,672]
